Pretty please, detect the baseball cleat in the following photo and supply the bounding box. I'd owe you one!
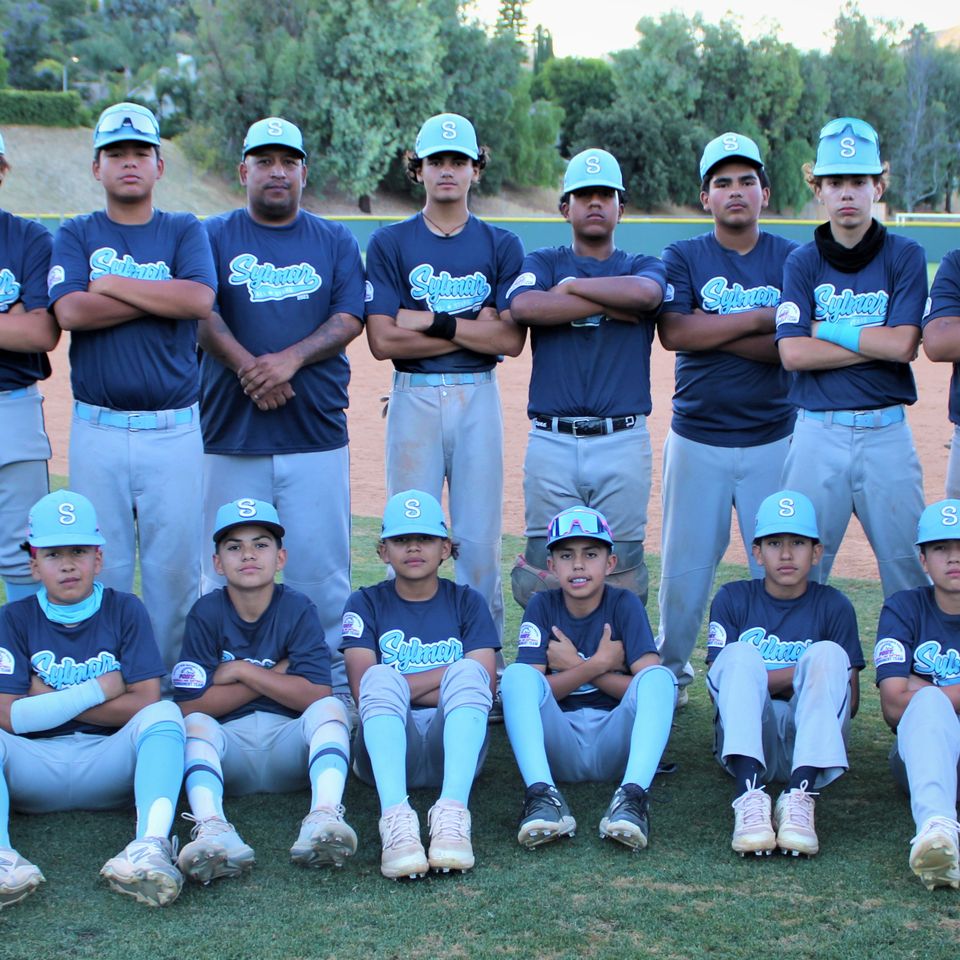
[100,836,183,907]
[774,781,819,857]
[599,783,650,850]
[517,782,576,849]
[290,805,358,868]
[379,801,428,880]
[909,816,960,891]
[178,814,255,883]
[731,782,776,856]
[427,798,474,873]
[0,848,44,910]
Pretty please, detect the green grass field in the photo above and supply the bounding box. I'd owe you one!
[0,515,957,959]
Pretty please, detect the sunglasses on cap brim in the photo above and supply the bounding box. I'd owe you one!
[818,118,878,143]
[96,111,159,137]
[549,510,612,541]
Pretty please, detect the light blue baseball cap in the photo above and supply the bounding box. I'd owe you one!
[28,490,106,548]
[381,490,448,539]
[414,113,479,160]
[916,499,960,545]
[699,132,763,180]
[93,102,161,151]
[813,117,882,176]
[546,506,614,549]
[242,117,306,160]
[213,498,285,544]
[563,148,624,193]
[754,490,820,541]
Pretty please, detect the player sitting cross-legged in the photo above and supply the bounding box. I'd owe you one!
[706,490,863,857]
[501,506,676,852]
[172,499,355,883]
[0,490,185,910]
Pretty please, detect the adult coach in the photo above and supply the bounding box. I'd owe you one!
[656,133,797,702]
[198,117,364,693]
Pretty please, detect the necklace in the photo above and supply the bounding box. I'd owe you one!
[422,211,469,237]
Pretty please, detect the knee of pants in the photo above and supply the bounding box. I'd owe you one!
[623,663,676,709]
[712,641,767,679]
[501,661,549,706]
[797,640,850,678]
[439,657,493,713]
[301,695,349,739]
[900,684,959,734]
[358,664,411,723]
[184,712,227,756]
[134,699,184,739]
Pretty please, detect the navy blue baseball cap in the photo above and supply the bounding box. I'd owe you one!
[699,132,763,180]
[93,102,161,151]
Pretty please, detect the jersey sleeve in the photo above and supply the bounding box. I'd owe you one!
[284,599,333,687]
[874,593,918,685]
[611,590,658,666]
[339,588,380,655]
[505,248,555,308]
[630,253,667,303]
[47,218,90,305]
[926,250,960,324]
[515,591,552,666]
[661,242,695,315]
[172,214,218,290]
[327,225,365,321]
[706,584,739,664]
[457,585,501,655]
[19,222,53,311]
[775,246,815,340]
[115,594,166,684]
[494,230,525,312]
[363,229,404,318]
[172,599,223,701]
[886,239,928,328]
[0,604,36,696]
[823,589,864,670]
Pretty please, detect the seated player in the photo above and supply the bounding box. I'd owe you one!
[501,506,676,852]
[0,490,185,910]
[173,498,355,883]
[706,490,863,857]
[341,491,497,879]
[875,499,960,891]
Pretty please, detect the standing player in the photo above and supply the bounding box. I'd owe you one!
[341,490,497,879]
[706,491,862,857]
[506,149,665,608]
[0,129,59,604]
[0,490,185,909]
[656,133,797,703]
[775,117,927,595]
[875,499,960,891]
[364,113,524,646]
[173,499,355,883]
[199,117,364,697]
[47,102,217,678]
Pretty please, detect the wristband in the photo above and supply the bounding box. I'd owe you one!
[424,311,457,340]
[815,322,861,353]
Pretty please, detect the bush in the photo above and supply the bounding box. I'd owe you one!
[0,89,84,127]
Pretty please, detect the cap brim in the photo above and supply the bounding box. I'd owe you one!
[213,521,286,544]
[812,162,883,176]
[701,156,763,180]
[28,533,106,548]
[381,522,448,539]
[243,141,306,160]
[415,144,478,161]
[95,131,161,149]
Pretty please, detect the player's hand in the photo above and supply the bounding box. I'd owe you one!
[590,623,626,673]
[238,351,300,399]
[547,626,583,672]
[272,658,290,674]
[97,669,127,701]
[395,309,432,332]
[212,660,246,684]
[253,382,296,411]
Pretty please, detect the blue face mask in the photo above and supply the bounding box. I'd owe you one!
[36,581,104,625]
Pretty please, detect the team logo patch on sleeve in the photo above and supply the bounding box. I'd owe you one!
[775,301,800,326]
[342,612,364,639]
[664,283,675,303]
[707,621,727,649]
[364,280,374,303]
[506,272,536,299]
[47,264,65,291]
[171,661,207,689]
[0,647,14,675]
[873,638,907,667]
[518,622,542,648]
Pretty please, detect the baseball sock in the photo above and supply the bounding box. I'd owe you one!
[184,734,227,822]
[439,706,486,806]
[135,719,185,839]
[363,714,408,813]
[0,774,10,848]
[730,756,764,796]
[788,766,819,791]
[501,665,553,787]
[307,719,349,811]
[622,667,676,790]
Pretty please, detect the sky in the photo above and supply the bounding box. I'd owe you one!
[466,1,957,58]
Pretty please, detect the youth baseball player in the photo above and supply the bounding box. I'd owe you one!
[775,117,927,596]
[0,130,59,604]
[48,102,217,679]
[0,490,185,910]
[173,498,355,883]
[506,149,665,609]
[341,490,498,879]
[875,499,960,891]
[656,133,797,703]
[199,117,364,696]
[706,491,863,857]
[364,113,524,647]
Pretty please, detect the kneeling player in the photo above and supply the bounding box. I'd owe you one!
[706,490,863,857]
[173,499,355,883]
[0,491,185,909]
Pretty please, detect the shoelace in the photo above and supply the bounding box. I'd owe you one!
[181,813,231,840]
[733,787,770,827]
[303,804,346,826]
[431,805,468,840]
[382,807,420,849]
[783,780,819,828]
[911,816,960,845]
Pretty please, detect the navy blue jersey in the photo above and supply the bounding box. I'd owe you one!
[924,249,960,426]
[875,586,960,688]
[201,209,365,454]
[0,588,164,737]
[0,210,53,390]
[506,246,666,417]
[774,232,926,411]
[515,586,657,712]
[662,231,797,446]
[172,584,331,723]
[707,579,863,678]
[48,210,217,410]
[364,214,523,374]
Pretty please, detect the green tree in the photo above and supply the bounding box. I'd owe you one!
[531,56,615,157]
[495,0,526,39]
[532,24,552,73]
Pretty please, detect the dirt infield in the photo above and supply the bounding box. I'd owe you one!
[43,334,953,582]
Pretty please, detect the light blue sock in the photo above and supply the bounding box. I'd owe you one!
[622,666,676,789]
[363,714,408,813]
[501,665,554,787]
[0,772,10,848]
[3,580,39,603]
[134,720,185,839]
[439,706,487,805]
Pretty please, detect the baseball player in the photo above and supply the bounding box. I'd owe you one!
[706,490,863,857]
[0,129,59,604]
[340,490,498,879]
[656,133,798,704]
[364,113,524,650]
[0,490,185,910]
[199,117,364,698]
[48,102,217,680]
[506,149,665,609]
[172,498,355,884]
[501,506,675,852]
[775,117,927,596]
[875,499,960,891]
